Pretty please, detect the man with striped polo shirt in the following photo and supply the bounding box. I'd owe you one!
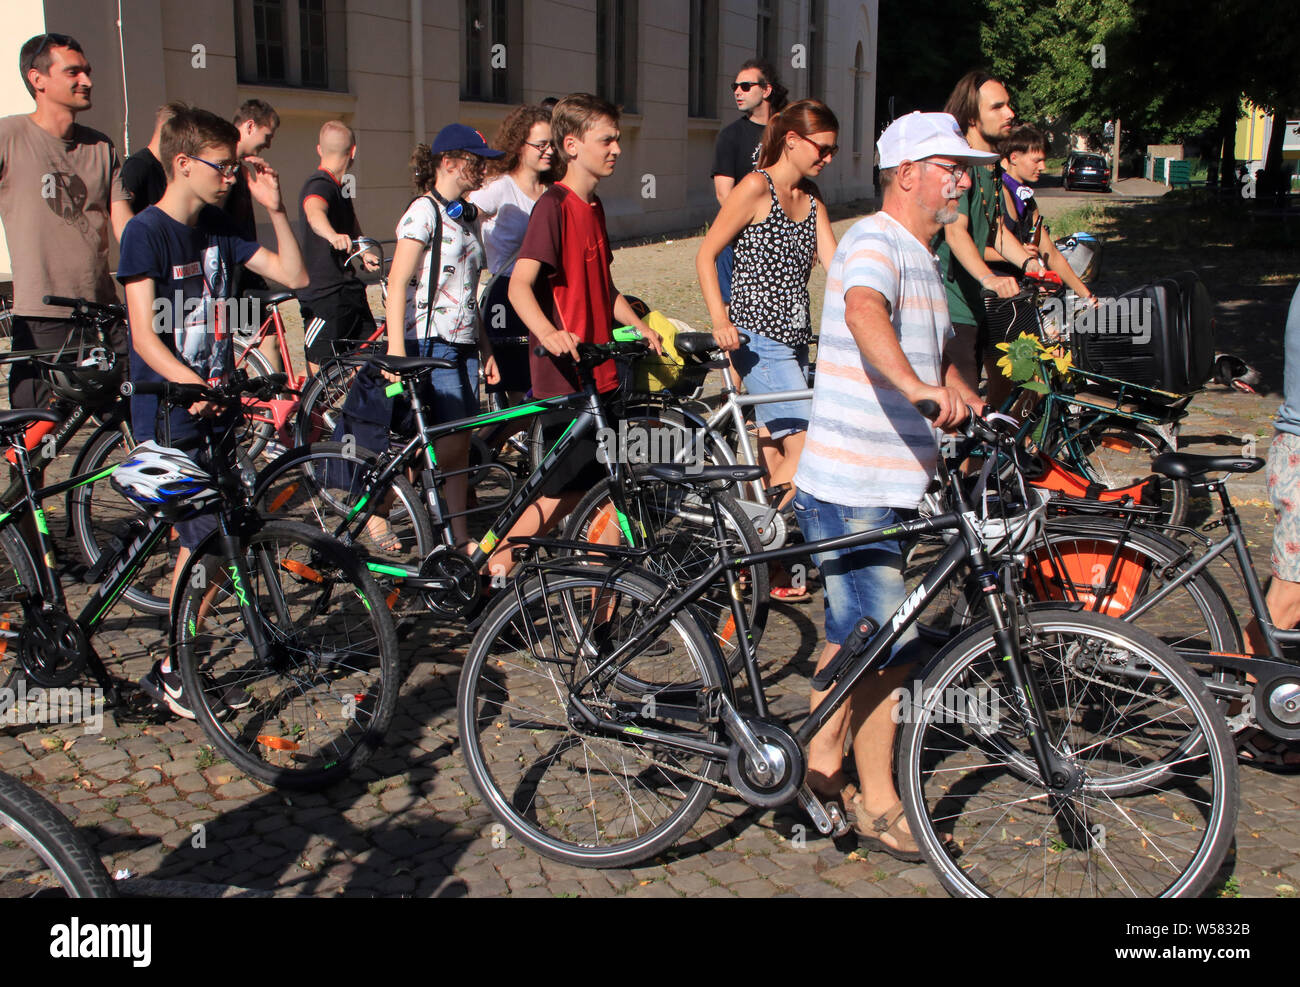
[793,112,993,861]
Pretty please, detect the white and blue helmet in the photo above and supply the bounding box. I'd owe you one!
[111,441,220,519]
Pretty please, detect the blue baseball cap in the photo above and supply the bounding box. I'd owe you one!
[431,124,504,158]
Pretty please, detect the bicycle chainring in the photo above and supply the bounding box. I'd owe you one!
[726,718,804,808]
[419,546,481,619]
[19,611,91,688]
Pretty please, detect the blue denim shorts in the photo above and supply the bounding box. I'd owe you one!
[715,244,735,305]
[792,492,925,668]
[410,338,481,425]
[730,331,811,440]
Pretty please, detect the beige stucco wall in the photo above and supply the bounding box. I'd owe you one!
[1,0,877,284]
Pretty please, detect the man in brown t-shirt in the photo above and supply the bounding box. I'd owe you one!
[0,33,131,410]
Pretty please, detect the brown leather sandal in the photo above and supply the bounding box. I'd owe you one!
[853,797,924,863]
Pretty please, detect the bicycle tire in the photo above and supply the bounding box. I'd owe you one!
[174,520,400,789]
[457,567,726,867]
[0,526,38,690]
[292,358,358,448]
[1053,420,1188,528]
[232,339,277,459]
[252,442,435,600]
[0,770,116,897]
[561,465,769,676]
[897,608,1238,897]
[69,423,172,616]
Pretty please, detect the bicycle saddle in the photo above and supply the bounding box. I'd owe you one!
[648,464,766,486]
[1150,452,1263,480]
[0,408,61,434]
[673,331,750,355]
[264,291,295,306]
[347,353,456,375]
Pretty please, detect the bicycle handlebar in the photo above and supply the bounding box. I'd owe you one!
[532,339,651,367]
[121,371,288,408]
[42,295,126,321]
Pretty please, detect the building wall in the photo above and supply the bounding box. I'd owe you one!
[0,0,877,281]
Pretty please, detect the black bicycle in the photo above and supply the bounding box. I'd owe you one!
[457,403,1238,897]
[0,372,400,790]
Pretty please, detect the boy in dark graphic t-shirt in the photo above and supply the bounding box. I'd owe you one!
[116,106,307,718]
[493,93,660,579]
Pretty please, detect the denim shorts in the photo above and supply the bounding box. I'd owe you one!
[792,492,925,668]
[410,338,481,425]
[730,330,811,440]
[715,244,735,305]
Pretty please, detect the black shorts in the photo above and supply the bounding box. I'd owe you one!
[301,284,377,364]
[481,278,532,395]
[9,314,128,410]
[537,408,613,499]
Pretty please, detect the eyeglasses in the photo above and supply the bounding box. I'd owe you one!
[731,80,767,92]
[922,159,969,182]
[794,133,838,160]
[523,139,553,154]
[189,155,241,179]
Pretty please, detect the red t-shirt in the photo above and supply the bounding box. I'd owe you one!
[517,183,618,397]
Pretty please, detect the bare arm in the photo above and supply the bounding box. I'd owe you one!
[844,285,969,429]
[812,189,837,270]
[610,287,662,354]
[1039,225,1093,298]
[240,159,308,288]
[713,175,735,207]
[111,199,132,243]
[124,276,216,418]
[695,173,765,350]
[943,213,1018,299]
[303,196,351,252]
[383,237,423,359]
[509,257,578,360]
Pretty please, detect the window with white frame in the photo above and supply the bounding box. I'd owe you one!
[235,0,345,90]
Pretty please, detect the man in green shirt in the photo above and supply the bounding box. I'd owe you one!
[935,70,1037,399]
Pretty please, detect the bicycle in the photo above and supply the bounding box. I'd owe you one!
[0,371,400,790]
[457,402,1238,896]
[0,770,116,897]
[253,339,769,668]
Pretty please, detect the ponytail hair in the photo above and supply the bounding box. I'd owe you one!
[757,99,840,169]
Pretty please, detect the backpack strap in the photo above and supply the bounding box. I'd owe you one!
[405,192,443,346]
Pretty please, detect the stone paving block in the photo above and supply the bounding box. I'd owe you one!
[129,768,163,787]
[173,773,207,794]
[729,878,781,897]
[215,780,260,800]
[93,763,131,781]
[30,752,74,780]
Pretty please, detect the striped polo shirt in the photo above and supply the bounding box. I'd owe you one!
[796,210,954,509]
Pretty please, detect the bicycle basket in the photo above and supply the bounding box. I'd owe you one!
[632,312,712,396]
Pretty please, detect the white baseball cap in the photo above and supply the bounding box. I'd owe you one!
[877,111,1000,169]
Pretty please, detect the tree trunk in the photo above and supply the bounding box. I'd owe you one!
[1112,118,1122,180]
[1218,98,1238,189]
[1261,108,1290,201]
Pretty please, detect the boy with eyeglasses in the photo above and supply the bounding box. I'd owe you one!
[116,106,307,717]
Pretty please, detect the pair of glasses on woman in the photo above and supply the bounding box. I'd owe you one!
[523,139,554,154]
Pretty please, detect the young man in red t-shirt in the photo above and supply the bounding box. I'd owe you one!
[497,92,660,577]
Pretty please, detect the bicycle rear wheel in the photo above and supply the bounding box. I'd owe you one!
[174,520,400,789]
[293,359,358,447]
[0,527,38,690]
[897,608,1238,897]
[0,771,116,897]
[458,568,726,867]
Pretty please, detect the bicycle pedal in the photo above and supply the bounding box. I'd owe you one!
[766,483,791,508]
[696,686,723,724]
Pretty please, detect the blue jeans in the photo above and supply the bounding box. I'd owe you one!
[715,244,734,305]
[730,331,811,440]
[792,492,924,668]
[410,338,481,424]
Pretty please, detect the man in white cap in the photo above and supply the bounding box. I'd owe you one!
[793,111,997,862]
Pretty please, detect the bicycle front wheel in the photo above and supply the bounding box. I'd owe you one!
[458,568,727,867]
[897,608,1238,898]
[175,520,400,789]
[0,771,116,897]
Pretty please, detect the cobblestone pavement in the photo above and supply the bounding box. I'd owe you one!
[2,221,1298,898]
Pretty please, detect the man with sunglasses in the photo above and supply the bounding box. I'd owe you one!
[710,58,788,304]
[794,112,992,861]
[0,33,132,416]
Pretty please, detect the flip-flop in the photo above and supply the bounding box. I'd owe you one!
[771,585,812,602]
[364,516,402,553]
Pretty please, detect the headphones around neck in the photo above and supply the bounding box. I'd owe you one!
[431,187,477,223]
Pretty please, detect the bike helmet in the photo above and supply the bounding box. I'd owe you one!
[111,441,221,519]
[38,349,123,406]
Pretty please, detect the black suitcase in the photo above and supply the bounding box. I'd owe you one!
[1071,271,1213,393]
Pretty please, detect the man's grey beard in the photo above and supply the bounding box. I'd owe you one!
[935,202,960,225]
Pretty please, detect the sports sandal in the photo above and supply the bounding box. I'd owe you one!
[364,516,402,553]
[1236,728,1300,771]
[853,796,924,863]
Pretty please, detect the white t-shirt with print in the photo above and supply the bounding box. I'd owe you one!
[396,194,484,344]
[467,175,542,276]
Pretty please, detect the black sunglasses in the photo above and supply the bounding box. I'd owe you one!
[731,80,768,92]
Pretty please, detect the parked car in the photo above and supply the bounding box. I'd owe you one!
[1062,152,1112,191]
